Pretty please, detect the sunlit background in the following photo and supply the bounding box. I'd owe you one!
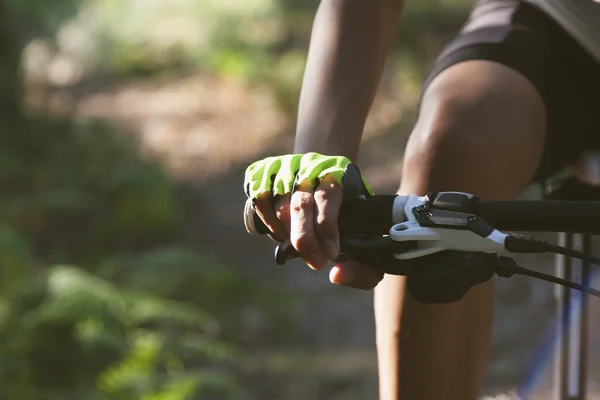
[2,0,599,398]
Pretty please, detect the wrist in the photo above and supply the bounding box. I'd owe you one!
[293,130,361,161]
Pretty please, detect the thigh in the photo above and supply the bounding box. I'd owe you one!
[420,0,600,183]
[405,59,546,197]
[382,58,546,400]
[376,3,554,399]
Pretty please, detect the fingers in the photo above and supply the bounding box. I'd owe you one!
[274,194,291,234]
[254,193,292,240]
[329,260,384,290]
[253,193,288,240]
[290,182,328,270]
[254,173,344,272]
[253,175,382,290]
[314,175,343,259]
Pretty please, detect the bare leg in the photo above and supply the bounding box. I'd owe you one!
[375,60,546,400]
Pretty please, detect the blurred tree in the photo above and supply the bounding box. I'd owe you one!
[4,0,80,43]
[0,0,22,119]
[0,1,296,398]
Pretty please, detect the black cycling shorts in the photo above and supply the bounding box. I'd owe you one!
[422,0,600,182]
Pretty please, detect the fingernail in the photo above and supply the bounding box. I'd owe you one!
[307,253,328,270]
[338,269,356,285]
[322,238,339,259]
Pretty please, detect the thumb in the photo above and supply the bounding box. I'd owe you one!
[329,260,384,290]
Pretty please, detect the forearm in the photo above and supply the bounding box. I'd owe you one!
[294,0,404,161]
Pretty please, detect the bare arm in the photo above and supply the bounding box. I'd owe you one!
[254,0,404,270]
[294,0,404,160]
[253,0,405,271]
[288,2,408,395]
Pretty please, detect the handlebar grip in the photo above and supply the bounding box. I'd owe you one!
[244,197,270,235]
[244,195,398,236]
[246,194,600,237]
[472,200,600,233]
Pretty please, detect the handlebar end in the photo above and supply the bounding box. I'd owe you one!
[244,198,262,235]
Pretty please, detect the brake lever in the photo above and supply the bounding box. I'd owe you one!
[274,236,418,266]
[277,242,503,302]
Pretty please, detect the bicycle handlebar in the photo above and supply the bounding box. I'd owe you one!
[245,195,600,236]
[244,191,600,303]
[472,200,600,233]
[244,195,398,236]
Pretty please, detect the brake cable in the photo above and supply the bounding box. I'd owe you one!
[495,233,600,298]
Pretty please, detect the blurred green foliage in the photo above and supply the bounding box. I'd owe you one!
[0,114,296,398]
[1,0,302,395]
[0,0,473,397]
[0,227,244,399]
[7,0,312,112]
[7,0,295,77]
[7,0,469,114]
[0,118,180,265]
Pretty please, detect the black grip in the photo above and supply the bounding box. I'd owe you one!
[244,195,398,236]
[471,200,600,233]
[246,196,600,236]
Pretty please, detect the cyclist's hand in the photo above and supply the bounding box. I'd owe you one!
[329,259,385,290]
[244,153,383,289]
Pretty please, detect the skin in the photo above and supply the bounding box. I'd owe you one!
[375,60,545,399]
[253,0,547,398]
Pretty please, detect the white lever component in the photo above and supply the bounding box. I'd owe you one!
[389,195,507,260]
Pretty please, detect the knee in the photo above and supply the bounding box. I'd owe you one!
[403,102,502,191]
[400,61,546,197]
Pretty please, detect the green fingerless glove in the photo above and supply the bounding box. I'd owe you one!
[244,152,374,200]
